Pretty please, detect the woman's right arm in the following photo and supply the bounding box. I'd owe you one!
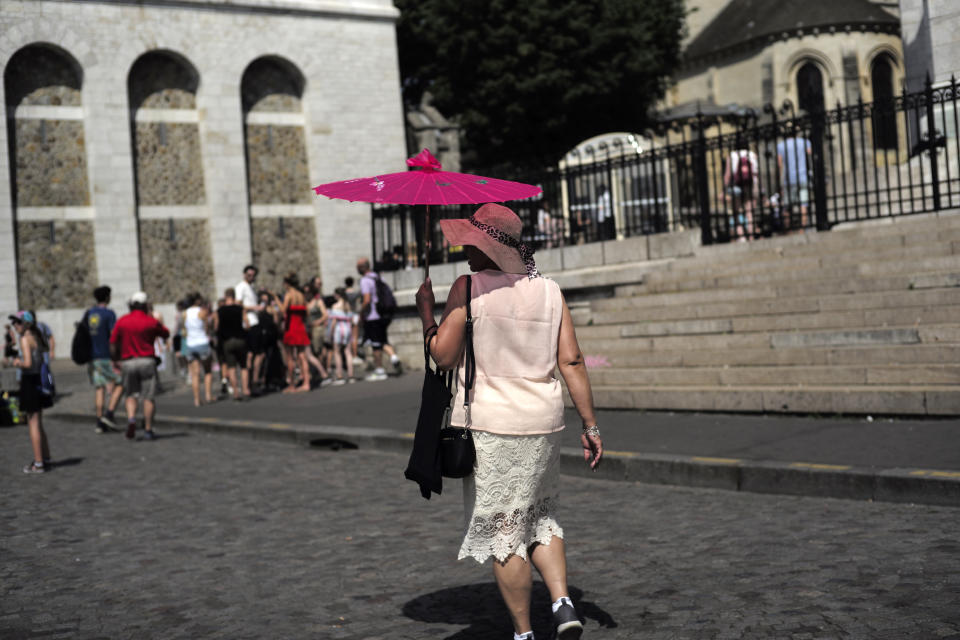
[556,296,603,470]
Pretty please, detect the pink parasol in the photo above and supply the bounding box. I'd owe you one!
[312,149,541,276]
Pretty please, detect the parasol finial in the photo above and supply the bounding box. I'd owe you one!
[406,148,442,171]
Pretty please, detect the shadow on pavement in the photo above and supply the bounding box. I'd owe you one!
[49,457,83,468]
[308,438,359,450]
[402,582,616,639]
[142,431,190,441]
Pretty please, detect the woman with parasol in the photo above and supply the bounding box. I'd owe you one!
[415,203,603,640]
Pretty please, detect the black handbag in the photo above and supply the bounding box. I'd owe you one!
[404,275,477,498]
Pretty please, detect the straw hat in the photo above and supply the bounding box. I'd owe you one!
[439,203,537,276]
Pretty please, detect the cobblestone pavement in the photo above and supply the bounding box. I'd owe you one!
[2,419,959,640]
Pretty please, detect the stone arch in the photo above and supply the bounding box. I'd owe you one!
[241,55,317,285]
[128,49,214,303]
[4,42,96,310]
[4,42,83,107]
[127,49,200,110]
[241,55,305,113]
[784,49,838,86]
[782,50,838,115]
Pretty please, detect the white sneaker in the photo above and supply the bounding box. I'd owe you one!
[320,378,335,387]
[364,369,388,382]
[331,378,346,386]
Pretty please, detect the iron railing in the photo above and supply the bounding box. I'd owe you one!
[372,74,960,271]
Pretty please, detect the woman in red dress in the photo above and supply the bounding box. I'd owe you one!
[280,272,311,393]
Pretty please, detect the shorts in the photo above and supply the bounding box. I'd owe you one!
[784,183,810,206]
[246,330,265,355]
[184,343,212,362]
[364,318,390,349]
[221,337,247,368]
[311,325,326,353]
[88,358,121,387]
[121,357,158,400]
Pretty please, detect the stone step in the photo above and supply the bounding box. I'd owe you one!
[647,241,957,287]
[576,324,960,354]
[687,210,960,267]
[587,287,960,325]
[596,305,960,338]
[586,364,960,387]
[582,384,960,415]
[582,344,960,368]
[604,271,960,311]
[636,253,960,295]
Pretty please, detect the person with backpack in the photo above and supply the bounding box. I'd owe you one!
[724,143,759,241]
[81,286,124,433]
[4,311,52,473]
[356,257,401,381]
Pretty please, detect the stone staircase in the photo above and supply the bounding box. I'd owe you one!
[576,214,960,416]
[387,212,960,416]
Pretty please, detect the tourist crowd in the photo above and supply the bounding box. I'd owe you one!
[3,258,403,470]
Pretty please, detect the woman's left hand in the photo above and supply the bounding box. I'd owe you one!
[581,431,603,471]
[415,278,435,319]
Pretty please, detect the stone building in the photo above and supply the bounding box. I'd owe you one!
[667,0,904,116]
[1,0,406,340]
[900,0,960,92]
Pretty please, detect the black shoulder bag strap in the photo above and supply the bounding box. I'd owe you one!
[462,275,476,424]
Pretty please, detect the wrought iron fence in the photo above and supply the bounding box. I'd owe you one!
[372,75,960,271]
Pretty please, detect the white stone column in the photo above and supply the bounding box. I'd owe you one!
[0,89,18,312]
[197,70,253,296]
[84,60,142,304]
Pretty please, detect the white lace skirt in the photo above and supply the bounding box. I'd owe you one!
[458,430,564,564]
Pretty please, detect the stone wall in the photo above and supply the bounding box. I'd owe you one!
[251,217,319,291]
[139,218,215,304]
[134,123,205,205]
[13,119,90,206]
[245,125,311,204]
[0,0,408,318]
[16,220,97,309]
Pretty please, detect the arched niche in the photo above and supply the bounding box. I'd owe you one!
[4,43,96,310]
[797,61,826,115]
[241,55,317,285]
[127,49,213,303]
[870,53,898,150]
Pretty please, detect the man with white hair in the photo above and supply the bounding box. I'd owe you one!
[110,291,169,440]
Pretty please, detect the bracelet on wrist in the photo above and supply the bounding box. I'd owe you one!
[582,425,600,437]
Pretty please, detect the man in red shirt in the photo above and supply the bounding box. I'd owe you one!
[110,291,170,440]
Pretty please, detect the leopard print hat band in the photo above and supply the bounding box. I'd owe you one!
[468,215,540,279]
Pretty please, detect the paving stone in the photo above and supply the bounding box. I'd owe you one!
[2,419,958,639]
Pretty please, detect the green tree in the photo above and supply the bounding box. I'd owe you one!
[396,0,686,176]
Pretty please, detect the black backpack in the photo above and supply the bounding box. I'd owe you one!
[372,275,397,319]
[70,311,92,365]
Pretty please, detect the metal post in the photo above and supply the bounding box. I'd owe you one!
[925,72,942,211]
[694,111,713,245]
[811,107,830,231]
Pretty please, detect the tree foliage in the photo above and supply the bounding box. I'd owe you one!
[395,0,686,175]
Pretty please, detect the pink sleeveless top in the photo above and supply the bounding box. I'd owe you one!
[450,270,565,436]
